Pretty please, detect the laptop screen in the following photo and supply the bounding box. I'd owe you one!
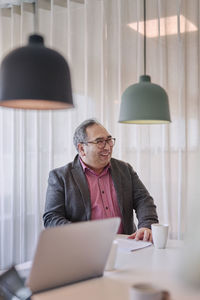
[26,217,120,293]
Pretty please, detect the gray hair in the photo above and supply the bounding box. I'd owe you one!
[73,119,101,152]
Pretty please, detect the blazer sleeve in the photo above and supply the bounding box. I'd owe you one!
[129,164,159,229]
[43,170,71,228]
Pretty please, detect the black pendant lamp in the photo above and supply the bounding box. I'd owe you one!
[0,34,74,110]
[119,0,171,124]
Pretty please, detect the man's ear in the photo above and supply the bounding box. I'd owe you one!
[78,143,86,157]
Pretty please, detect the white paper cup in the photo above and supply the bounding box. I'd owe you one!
[129,283,169,300]
[151,224,169,249]
[105,240,118,271]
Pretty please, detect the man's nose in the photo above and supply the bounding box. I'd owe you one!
[104,140,111,149]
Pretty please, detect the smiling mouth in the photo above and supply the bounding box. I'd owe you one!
[100,152,111,157]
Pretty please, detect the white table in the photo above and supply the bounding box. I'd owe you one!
[32,239,200,300]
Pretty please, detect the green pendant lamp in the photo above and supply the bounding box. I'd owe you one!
[119,0,171,124]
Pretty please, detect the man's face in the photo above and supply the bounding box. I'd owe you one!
[79,124,113,173]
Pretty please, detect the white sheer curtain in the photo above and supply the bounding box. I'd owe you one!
[0,0,200,269]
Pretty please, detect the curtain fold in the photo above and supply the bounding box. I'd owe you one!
[0,0,200,269]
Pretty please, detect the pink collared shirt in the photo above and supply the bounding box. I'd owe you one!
[80,158,123,234]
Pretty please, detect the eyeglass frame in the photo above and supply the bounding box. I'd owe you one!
[81,137,116,149]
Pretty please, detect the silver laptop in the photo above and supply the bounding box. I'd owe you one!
[26,217,120,293]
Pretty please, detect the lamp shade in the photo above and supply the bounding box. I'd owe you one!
[0,34,74,110]
[119,75,171,124]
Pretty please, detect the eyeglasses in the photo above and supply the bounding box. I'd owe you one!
[83,137,116,149]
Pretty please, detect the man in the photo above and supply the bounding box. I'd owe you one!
[43,119,158,241]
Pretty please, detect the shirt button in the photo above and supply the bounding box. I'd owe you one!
[102,190,104,194]
[106,206,108,210]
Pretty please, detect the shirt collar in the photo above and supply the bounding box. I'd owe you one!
[79,156,110,175]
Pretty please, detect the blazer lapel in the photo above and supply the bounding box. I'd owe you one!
[71,156,91,220]
[110,165,124,216]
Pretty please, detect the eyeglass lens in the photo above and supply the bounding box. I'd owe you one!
[97,138,115,148]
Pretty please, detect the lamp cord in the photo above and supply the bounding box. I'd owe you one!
[144,0,146,75]
[34,0,39,33]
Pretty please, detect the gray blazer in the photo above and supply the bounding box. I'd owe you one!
[43,155,158,234]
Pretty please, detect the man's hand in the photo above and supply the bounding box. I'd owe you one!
[128,227,153,242]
